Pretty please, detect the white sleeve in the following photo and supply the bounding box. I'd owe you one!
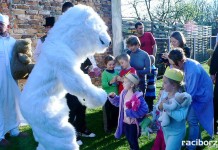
[163,99,178,111]
[33,39,43,62]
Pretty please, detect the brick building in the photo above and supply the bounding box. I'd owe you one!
[0,0,122,86]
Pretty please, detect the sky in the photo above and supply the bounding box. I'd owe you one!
[121,0,215,19]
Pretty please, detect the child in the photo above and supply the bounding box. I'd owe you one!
[108,73,148,150]
[145,55,158,112]
[156,68,191,150]
[101,55,119,133]
[116,53,136,94]
[158,92,192,127]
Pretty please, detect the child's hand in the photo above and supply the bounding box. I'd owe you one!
[158,102,164,111]
[109,92,116,98]
[110,76,117,84]
[116,76,123,82]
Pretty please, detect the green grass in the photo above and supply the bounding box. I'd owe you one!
[1,63,217,150]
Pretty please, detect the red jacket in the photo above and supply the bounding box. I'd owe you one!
[118,67,136,94]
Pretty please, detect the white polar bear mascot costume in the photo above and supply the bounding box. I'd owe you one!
[20,4,111,150]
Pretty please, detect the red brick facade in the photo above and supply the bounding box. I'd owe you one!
[0,0,113,86]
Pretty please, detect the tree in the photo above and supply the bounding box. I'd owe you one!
[122,0,218,27]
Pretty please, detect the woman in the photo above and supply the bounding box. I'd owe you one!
[168,48,214,150]
[170,31,191,58]
[210,46,218,135]
[126,35,151,96]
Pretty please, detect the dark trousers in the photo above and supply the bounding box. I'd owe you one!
[138,80,147,96]
[66,93,87,133]
[124,123,139,150]
[145,96,155,112]
[214,80,218,133]
[102,99,119,132]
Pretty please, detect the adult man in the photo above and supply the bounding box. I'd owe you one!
[0,14,27,147]
[135,22,157,56]
[33,17,55,61]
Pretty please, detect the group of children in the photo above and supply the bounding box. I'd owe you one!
[101,52,192,150]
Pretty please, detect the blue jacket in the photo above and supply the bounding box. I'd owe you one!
[184,59,214,136]
[108,90,148,139]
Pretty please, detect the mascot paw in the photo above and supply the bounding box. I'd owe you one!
[85,88,107,108]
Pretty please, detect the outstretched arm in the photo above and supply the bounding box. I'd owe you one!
[56,49,107,108]
[108,95,120,107]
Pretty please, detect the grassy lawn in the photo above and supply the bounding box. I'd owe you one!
[1,63,217,150]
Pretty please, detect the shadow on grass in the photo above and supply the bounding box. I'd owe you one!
[82,108,156,150]
[81,108,128,150]
[0,126,37,150]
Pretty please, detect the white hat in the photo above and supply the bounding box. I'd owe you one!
[0,14,9,25]
[125,73,139,85]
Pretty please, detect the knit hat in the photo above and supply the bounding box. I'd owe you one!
[164,67,184,82]
[0,14,9,25]
[125,73,139,85]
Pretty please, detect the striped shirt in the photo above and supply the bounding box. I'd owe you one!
[145,65,158,98]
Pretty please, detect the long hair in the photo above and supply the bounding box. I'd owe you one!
[170,31,186,48]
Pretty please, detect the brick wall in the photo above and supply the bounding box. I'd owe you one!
[0,0,113,86]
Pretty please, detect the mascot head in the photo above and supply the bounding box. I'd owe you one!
[47,4,111,58]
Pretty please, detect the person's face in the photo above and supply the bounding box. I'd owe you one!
[170,37,180,48]
[123,77,133,90]
[106,60,115,70]
[0,22,8,35]
[136,25,144,35]
[168,58,184,70]
[119,59,129,69]
[163,76,174,93]
[127,44,138,52]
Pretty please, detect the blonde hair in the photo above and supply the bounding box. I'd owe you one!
[124,73,140,92]
[117,53,130,62]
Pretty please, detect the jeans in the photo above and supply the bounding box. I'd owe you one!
[186,105,202,150]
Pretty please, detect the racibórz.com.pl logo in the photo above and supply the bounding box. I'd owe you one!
[182,139,218,148]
